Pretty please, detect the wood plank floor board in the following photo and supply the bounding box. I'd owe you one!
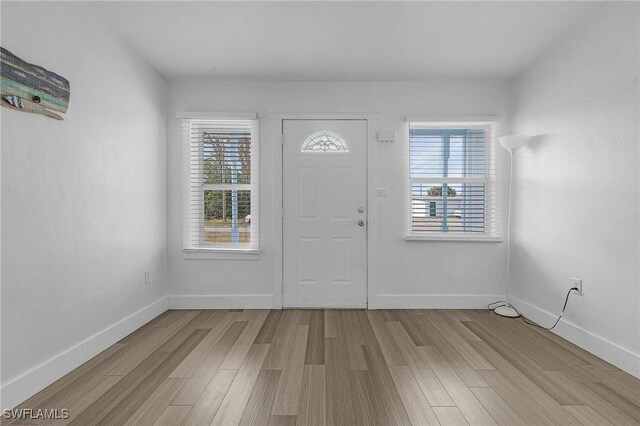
[271,325,309,415]
[239,370,282,426]
[255,310,283,344]
[297,310,312,325]
[12,373,121,426]
[434,310,482,341]
[432,406,469,426]
[147,310,186,328]
[268,415,297,426]
[95,328,209,425]
[199,309,234,329]
[170,320,247,405]
[10,309,639,426]
[463,320,583,407]
[362,344,412,425]
[297,365,326,426]
[196,309,230,329]
[66,351,170,426]
[169,310,242,378]
[397,310,435,346]
[117,323,157,345]
[221,310,270,369]
[104,310,202,376]
[490,313,588,368]
[324,310,338,338]
[379,310,401,322]
[581,382,640,423]
[152,406,191,426]
[463,313,557,372]
[420,346,497,425]
[385,321,455,407]
[355,310,379,344]
[41,376,122,426]
[467,339,582,425]
[500,308,620,371]
[262,310,299,370]
[338,310,368,370]
[469,386,526,426]
[477,369,557,426]
[563,406,613,426]
[579,365,640,403]
[183,369,238,426]
[123,378,187,426]
[438,309,473,322]
[348,369,380,426]
[413,312,490,388]
[157,312,211,353]
[142,310,172,328]
[389,365,440,425]
[324,337,356,426]
[304,310,325,365]
[100,328,168,376]
[422,311,493,370]
[15,343,126,412]
[467,310,586,371]
[211,343,270,426]
[365,310,407,366]
[492,320,597,380]
[540,370,638,426]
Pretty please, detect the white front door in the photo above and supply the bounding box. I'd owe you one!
[283,119,367,308]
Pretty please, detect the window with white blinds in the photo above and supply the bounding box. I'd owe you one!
[408,122,500,239]
[182,117,259,251]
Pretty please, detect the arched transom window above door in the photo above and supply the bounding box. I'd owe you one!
[301,131,349,153]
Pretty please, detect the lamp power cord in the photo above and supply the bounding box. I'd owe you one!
[488,287,578,331]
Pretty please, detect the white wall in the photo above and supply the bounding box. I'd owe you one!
[167,80,510,309]
[1,2,168,408]
[510,2,639,375]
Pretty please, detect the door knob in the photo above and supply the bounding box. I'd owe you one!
[358,219,365,226]
[358,207,365,213]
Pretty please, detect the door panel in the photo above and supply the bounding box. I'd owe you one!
[283,119,367,307]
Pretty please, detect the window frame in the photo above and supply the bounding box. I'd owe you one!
[180,113,260,255]
[405,120,502,242]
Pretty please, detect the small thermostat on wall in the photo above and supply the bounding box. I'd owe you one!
[377,131,395,143]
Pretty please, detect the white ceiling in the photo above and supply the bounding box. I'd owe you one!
[89,1,603,82]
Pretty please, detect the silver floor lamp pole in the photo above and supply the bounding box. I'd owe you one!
[495,135,529,318]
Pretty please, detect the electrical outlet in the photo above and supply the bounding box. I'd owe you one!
[145,271,151,285]
[571,277,582,295]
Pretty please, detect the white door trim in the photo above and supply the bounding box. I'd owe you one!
[270,113,378,309]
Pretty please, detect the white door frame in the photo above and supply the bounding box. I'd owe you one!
[269,113,379,309]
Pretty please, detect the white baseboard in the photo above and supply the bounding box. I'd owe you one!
[511,297,640,378]
[168,294,275,309]
[0,296,168,411]
[370,294,503,309]
[168,294,500,310]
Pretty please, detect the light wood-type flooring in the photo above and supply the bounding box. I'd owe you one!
[8,309,640,425]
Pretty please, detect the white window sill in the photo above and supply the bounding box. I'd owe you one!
[405,235,503,243]
[182,248,261,260]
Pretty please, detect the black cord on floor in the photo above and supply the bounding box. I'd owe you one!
[487,288,577,331]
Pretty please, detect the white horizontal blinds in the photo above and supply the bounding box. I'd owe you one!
[409,122,499,236]
[485,123,499,237]
[184,118,259,250]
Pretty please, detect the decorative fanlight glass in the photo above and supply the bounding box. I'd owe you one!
[301,131,349,153]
